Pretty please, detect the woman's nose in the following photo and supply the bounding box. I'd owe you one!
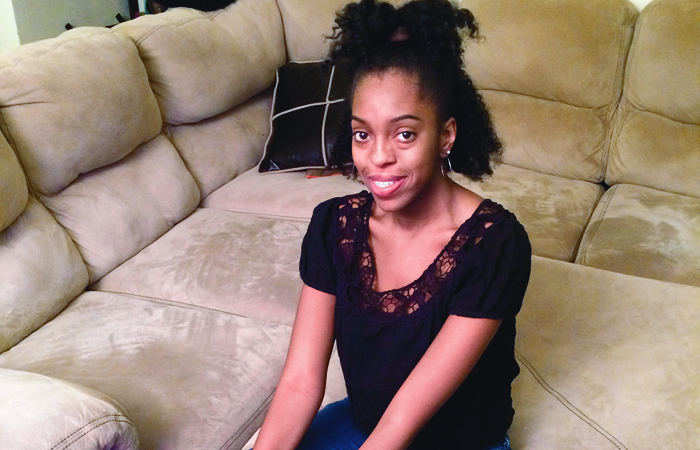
[370,138,396,167]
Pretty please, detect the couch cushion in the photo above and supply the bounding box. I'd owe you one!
[204,164,603,262]
[0,132,26,232]
[575,184,700,287]
[113,0,285,126]
[92,208,308,326]
[0,291,291,450]
[511,256,700,449]
[41,134,199,284]
[164,89,273,199]
[606,0,700,198]
[0,27,162,197]
[462,0,637,182]
[202,167,360,220]
[0,197,89,353]
[0,368,138,450]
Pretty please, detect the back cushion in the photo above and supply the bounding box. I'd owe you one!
[277,0,637,183]
[113,0,286,126]
[0,134,88,353]
[462,0,637,182]
[606,0,700,198]
[114,0,285,196]
[0,27,199,283]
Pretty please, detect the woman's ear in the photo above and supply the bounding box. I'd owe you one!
[441,117,457,156]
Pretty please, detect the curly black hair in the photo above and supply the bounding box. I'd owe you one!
[327,0,502,181]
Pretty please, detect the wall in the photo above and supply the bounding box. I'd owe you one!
[0,0,19,51]
[629,0,653,10]
[11,0,129,44]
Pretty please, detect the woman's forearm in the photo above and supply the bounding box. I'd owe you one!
[253,375,325,450]
[254,284,336,450]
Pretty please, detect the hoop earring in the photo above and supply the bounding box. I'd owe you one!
[447,155,453,173]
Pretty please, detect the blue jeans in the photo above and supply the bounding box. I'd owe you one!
[294,398,512,450]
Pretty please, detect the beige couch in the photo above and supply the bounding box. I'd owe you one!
[0,0,698,449]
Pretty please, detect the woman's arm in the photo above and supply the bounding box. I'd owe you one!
[253,284,336,450]
[360,315,502,450]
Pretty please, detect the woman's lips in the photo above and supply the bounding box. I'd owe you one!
[367,175,405,198]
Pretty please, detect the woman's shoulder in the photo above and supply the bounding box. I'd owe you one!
[311,190,372,222]
[467,199,531,252]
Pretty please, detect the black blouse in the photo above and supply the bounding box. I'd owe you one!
[299,191,531,450]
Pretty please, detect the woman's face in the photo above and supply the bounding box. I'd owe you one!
[351,69,455,214]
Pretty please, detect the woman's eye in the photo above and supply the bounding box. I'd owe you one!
[353,131,369,142]
[398,131,415,141]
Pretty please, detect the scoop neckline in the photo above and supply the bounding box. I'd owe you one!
[360,191,493,295]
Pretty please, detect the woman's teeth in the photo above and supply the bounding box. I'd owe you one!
[374,181,395,188]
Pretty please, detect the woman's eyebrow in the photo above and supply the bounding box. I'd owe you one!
[351,114,421,124]
[391,114,421,123]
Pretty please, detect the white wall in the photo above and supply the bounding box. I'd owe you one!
[11,0,129,44]
[629,0,654,10]
[0,0,19,51]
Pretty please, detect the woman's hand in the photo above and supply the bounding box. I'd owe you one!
[359,315,502,450]
[253,284,336,450]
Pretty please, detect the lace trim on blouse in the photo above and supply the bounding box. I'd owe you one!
[334,191,503,319]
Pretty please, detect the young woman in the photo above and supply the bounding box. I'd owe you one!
[253,1,531,449]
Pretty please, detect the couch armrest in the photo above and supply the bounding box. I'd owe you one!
[0,368,138,450]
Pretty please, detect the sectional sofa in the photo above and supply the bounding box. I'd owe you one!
[0,0,698,449]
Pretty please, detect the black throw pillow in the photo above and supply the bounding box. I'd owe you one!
[258,61,351,173]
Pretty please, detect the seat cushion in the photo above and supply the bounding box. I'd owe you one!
[204,164,603,262]
[0,291,291,450]
[575,184,700,287]
[92,207,310,326]
[511,256,700,449]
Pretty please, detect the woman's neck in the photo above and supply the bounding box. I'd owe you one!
[372,174,475,234]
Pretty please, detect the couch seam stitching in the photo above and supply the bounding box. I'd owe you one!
[93,289,253,318]
[514,349,628,450]
[218,388,276,450]
[50,414,134,450]
[92,289,293,328]
[61,420,136,449]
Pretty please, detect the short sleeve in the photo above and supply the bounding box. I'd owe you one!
[447,217,532,319]
[299,198,338,295]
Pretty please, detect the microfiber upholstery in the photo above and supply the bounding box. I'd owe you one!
[575,184,700,287]
[113,0,286,126]
[0,291,292,450]
[0,368,138,450]
[0,28,162,197]
[606,0,700,197]
[461,0,637,182]
[0,126,88,354]
[0,132,26,232]
[577,0,700,284]
[0,27,200,284]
